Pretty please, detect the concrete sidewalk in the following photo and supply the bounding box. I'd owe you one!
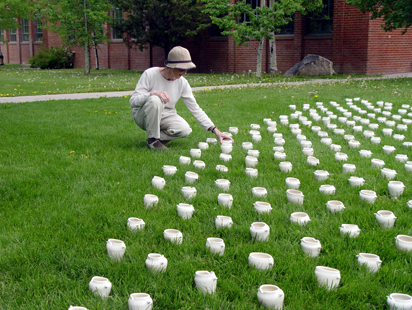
[1,72,411,104]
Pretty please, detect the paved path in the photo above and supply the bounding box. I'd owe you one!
[1,72,412,104]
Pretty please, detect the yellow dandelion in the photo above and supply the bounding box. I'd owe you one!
[70,151,75,154]
[315,95,318,97]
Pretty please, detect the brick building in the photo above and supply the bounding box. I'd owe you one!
[1,0,411,75]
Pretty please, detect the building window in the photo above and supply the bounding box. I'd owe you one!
[239,0,260,24]
[208,23,225,37]
[34,15,43,42]
[306,0,334,34]
[278,14,294,35]
[0,27,4,42]
[110,7,124,40]
[9,28,17,42]
[268,0,294,35]
[21,19,30,41]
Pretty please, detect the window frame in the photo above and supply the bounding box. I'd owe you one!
[9,28,17,42]
[110,7,124,40]
[306,0,334,35]
[239,0,260,24]
[34,14,43,42]
[277,13,294,35]
[21,19,30,42]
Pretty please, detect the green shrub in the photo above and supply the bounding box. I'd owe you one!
[29,46,73,69]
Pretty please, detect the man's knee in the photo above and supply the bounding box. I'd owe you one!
[145,96,163,113]
[180,124,192,138]
[165,122,192,138]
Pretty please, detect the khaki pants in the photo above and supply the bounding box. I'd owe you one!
[132,95,192,141]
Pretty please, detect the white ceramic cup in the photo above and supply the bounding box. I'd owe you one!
[198,142,209,150]
[215,179,230,191]
[151,176,166,190]
[339,224,361,238]
[179,156,191,165]
[144,194,159,208]
[185,171,199,184]
[193,160,206,169]
[215,215,233,229]
[189,148,201,158]
[206,237,225,256]
[127,217,145,231]
[128,293,153,310]
[314,266,341,290]
[286,189,304,205]
[181,186,196,199]
[176,203,195,219]
[245,167,258,178]
[242,142,253,150]
[88,276,112,298]
[216,164,228,172]
[248,252,274,270]
[162,165,177,176]
[257,285,284,310]
[163,229,183,244]
[217,193,233,208]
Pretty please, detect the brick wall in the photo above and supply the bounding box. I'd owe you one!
[20,43,30,64]
[366,18,412,75]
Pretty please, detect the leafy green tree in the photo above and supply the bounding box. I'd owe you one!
[0,0,36,62]
[346,0,412,34]
[203,0,322,77]
[40,0,112,75]
[112,0,210,61]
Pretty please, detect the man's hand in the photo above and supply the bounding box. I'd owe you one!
[214,128,234,144]
[150,90,171,104]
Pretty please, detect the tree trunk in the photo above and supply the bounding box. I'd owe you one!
[84,0,90,75]
[93,36,99,70]
[255,0,265,78]
[85,42,91,75]
[256,38,264,78]
[269,33,278,74]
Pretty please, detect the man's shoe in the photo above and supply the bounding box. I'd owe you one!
[147,139,169,150]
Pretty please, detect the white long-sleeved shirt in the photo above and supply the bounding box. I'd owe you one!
[129,67,214,131]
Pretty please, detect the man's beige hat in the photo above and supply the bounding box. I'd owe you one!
[165,46,196,70]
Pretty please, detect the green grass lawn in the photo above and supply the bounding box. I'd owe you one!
[0,67,369,97]
[0,77,412,309]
